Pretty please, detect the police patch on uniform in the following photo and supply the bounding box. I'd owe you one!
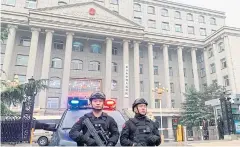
[122,123,126,128]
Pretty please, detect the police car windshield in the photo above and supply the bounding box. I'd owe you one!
[61,110,125,131]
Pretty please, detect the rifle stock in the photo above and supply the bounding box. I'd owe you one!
[83,118,106,146]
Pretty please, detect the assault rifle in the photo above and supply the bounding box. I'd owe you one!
[83,118,109,146]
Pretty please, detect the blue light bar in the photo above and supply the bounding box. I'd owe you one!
[70,100,79,104]
[68,98,90,110]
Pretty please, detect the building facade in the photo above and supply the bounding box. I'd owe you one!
[1,0,240,113]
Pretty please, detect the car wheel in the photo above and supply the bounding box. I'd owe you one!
[37,136,49,146]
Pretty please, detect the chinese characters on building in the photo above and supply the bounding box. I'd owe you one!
[124,64,129,97]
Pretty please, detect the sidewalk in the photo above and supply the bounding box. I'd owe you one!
[186,140,240,146]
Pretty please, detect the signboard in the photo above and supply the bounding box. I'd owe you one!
[124,64,129,97]
[234,120,240,134]
[68,79,102,98]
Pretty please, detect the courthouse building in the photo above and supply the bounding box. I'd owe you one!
[1,0,240,115]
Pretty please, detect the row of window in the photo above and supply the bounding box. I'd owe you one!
[211,75,230,87]
[134,18,214,35]
[2,0,37,9]
[210,58,227,74]
[134,3,217,25]
[208,42,225,58]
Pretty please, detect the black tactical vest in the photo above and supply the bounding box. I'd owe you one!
[129,118,154,143]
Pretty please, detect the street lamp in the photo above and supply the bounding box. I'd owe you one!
[152,83,168,136]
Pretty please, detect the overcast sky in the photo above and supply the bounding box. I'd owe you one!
[170,0,240,28]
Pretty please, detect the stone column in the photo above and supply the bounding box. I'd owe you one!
[167,117,174,139]
[2,25,18,79]
[123,40,130,108]
[191,48,200,91]
[61,32,74,108]
[163,44,171,108]
[105,37,113,99]
[223,35,236,94]
[148,43,154,108]
[133,41,140,99]
[203,48,211,86]
[212,42,223,86]
[39,30,54,109]
[177,46,185,102]
[26,28,41,79]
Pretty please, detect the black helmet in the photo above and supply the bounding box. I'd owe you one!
[89,91,106,101]
[132,98,148,111]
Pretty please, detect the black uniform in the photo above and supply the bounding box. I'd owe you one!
[69,112,120,146]
[120,114,161,146]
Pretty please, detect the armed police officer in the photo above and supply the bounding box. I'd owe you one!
[69,92,120,146]
[120,98,161,146]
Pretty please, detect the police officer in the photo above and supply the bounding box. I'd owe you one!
[69,92,120,146]
[120,98,161,146]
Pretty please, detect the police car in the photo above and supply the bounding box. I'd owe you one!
[44,98,126,146]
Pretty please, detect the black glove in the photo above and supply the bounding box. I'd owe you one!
[85,138,97,146]
[147,135,159,144]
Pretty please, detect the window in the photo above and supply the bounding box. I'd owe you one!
[72,41,83,52]
[175,11,181,19]
[14,74,26,84]
[188,26,195,34]
[169,51,172,61]
[199,15,205,23]
[91,44,101,53]
[140,64,143,74]
[175,24,182,33]
[20,37,31,47]
[148,20,156,28]
[139,49,143,58]
[49,77,61,88]
[153,50,157,59]
[198,54,204,63]
[208,48,213,58]
[169,67,173,76]
[154,66,158,75]
[16,55,28,66]
[54,40,64,50]
[51,58,62,69]
[134,3,141,12]
[200,28,206,36]
[5,0,16,5]
[134,17,142,24]
[47,97,59,109]
[171,100,175,108]
[148,6,155,14]
[218,42,224,52]
[89,61,100,71]
[161,9,168,17]
[187,13,193,21]
[58,1,67,5]
[223,75,229,86]
[221,58,227,69]
[1,53,4,65]
[140,81,144,92]
[162,22,170,31]
[112,62,117,72]
[184,68,187,77]
[185,83,188,91]
[200,68,206,77]
[25,0,37,9]
[111,80,118,90]
[110,0,118,5]
[203,83,207,89]
[112,47,118,55]
[155,99,160,108]
[210,17,216,25]
[71,60,83,70]
[170,83,174,93]
[154,82,159,89]
[210,63,216,73]
[182,53,185,62]
[211,30,216,34]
